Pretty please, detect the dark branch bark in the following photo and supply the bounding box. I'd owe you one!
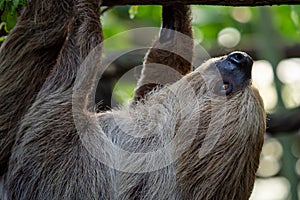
[102,0,300,6]
[267,107,300,135]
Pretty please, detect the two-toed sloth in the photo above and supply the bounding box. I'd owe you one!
[0,1,265,200]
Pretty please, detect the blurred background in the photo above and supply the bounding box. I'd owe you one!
[1,2,300,200]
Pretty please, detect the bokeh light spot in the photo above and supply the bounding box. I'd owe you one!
[231,7,252,23]
[217,27,241,48]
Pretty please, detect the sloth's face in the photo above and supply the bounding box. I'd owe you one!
[194,51,254,97]
[214,51,253,96]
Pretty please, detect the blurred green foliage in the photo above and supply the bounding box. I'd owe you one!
[112,80,136,104]
[0,0,26,32]
[100,5,300,51]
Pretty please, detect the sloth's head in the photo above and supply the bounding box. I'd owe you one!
[180,51,263,119]
[177,51,264,128]
[209,51,253,96]
[190,51,254,97]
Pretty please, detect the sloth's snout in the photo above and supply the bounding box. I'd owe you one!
[227,51,252,65]
[227,51,253,80]
[215,51,253,95]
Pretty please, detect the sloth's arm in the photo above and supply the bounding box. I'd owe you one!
[134,5,193,101]
[0,0,73,176]
[5,1,114,199]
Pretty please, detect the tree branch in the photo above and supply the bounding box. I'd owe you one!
[102,0,300,6]
[267,107,300,135]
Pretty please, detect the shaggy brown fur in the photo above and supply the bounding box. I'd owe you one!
[1,2,265,200]
[0,0,74,176]
[3,0,108,199]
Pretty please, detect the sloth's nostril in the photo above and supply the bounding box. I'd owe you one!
[227,51,249,65]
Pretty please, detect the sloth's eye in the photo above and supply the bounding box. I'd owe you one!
[214,81,233,95]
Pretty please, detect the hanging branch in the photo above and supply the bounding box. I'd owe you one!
[102,0,300,6]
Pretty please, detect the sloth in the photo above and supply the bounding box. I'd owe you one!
[0,1,265,200]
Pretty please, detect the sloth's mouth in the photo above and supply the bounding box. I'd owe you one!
[214,80,233,95]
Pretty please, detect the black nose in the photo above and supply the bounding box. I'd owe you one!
[228,51,252,64]
[227,51,253,79]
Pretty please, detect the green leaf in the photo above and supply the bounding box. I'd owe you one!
[0,35,6,42]
[291,6,300,31]
[0,0,5,10]
[13,0,27,7]
[12,0,20,11]
[129,5,139,19]
[6,11,18,31]
[1,6,18,32]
